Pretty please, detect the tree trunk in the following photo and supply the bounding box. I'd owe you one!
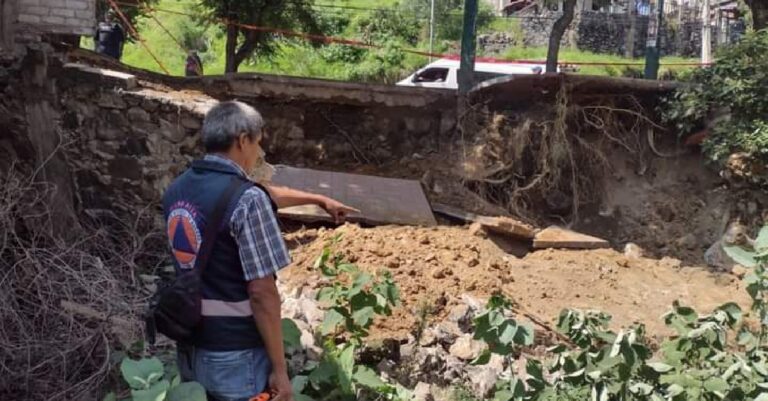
[546,0,578,73]
[747,0,768,30]
[225,24,238,73]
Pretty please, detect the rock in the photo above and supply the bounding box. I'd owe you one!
[476,215,537,239]
[623,242,645,259]
[97,92,127,109]
[158,119,187,143]
[448,334,485,361]
[180,116,201,130]
[467,258,479,267]
[432,268,447,279]
[533,226,610,249]
[127,107,150,122]
[676,233,699,250]
[660,257,682,269]
[433,321,462,346]
[448,304,474,333]
[468,222,487,238]
[748,201,759,215]
[465,365,500,398]
[413,382,433,401]
[731,264,749,279]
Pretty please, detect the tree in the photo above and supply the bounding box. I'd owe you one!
[546,0,577,73]
[746,0,768,30]
[199,0,322,73]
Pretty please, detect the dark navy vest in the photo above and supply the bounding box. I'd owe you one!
[162,159,274,350]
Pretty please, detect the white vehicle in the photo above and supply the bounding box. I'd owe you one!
[397,58,545,90]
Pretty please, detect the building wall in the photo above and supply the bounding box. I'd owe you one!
[16,0,96,37]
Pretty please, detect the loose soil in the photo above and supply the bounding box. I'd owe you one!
[279,223,750,344]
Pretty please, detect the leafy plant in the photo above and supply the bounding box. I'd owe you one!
[105,357,206,401]
[468,223,768,401]
[662,30,768,170]
[291,239,408,401]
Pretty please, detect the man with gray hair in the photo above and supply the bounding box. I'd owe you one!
[162,101,357,401]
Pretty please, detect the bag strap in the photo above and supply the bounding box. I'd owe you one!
[194,177,245,275]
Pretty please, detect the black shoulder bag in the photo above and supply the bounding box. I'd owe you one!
[146,178,243,344]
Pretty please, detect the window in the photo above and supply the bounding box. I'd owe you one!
[413,68,450,83]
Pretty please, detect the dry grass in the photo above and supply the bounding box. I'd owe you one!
[0,164,166,401]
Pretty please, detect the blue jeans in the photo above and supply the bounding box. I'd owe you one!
[177,346,272,401]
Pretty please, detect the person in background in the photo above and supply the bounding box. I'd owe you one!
[185,50,204,77]
[94,10,126,60]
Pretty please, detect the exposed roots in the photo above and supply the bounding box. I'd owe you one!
[461,86,661,224]
[0,166,165,401]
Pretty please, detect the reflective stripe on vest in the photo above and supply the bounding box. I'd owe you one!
[201,299,252,317]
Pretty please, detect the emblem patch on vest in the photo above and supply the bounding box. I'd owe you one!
[167,201,202,270]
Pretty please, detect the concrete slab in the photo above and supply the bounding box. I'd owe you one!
[533,226,610,250]
[63,63,138,90]
[272,166,437,226]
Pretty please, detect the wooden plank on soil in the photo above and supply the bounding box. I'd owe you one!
[533,226,610,249]
[432,203,537,239]
[272,166,437,226]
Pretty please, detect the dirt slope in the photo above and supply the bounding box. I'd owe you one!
[279,224,750,343]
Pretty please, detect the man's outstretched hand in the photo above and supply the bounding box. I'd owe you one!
[321,198,360,224]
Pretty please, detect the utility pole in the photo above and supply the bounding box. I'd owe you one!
[644,0,664,79]
[702,0,712,63]
[458,0,479,94]
[429,0,436,61]
[626,0,638,58]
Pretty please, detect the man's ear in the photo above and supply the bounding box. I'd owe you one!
[237,133,249,150]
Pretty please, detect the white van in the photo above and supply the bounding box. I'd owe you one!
[397,58,545,90]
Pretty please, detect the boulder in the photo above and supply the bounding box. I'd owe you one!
[448,334,485,361]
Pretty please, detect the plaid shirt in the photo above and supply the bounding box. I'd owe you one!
[204,154,291,281]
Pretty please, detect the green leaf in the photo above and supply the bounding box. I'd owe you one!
[120,357,165,390]
[514,323,535,346]
[166,382,206,401]
[102,392,117,401]
[348,272,373,297]
[755,226,768,250]
[756,394,768,401]
[717,302,743,325]
[291,375,309,394]
[282,318,302,350]
[337,263,358,274]
[703,377,729,392]
[471,349,492,366]
[351,306,375,328]
[648,362,675,373]
[337,344,355,393]
[629,382,653,395]
[316,287,337,304]
[667,383,685,396]
[498,321,519,345]
[353,366,386,389]
[131,380,169,401]
[724,245,758,268]
[320,308,346,335]
[308,359,337,386]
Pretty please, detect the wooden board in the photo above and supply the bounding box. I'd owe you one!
[533,226,610,250]
[432,203,537,239]
[272,166,437,226]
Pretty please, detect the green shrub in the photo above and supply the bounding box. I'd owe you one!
[662,30,768,165]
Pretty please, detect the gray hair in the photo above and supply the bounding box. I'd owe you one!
[201,101,264,152]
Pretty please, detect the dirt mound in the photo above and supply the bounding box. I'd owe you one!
[279,224,750,343]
